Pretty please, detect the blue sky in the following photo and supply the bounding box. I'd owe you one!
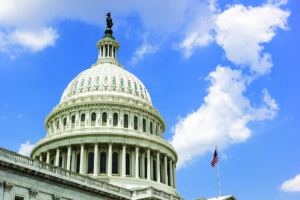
[0,0,299,199]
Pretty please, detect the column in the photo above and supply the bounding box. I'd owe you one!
[135,145,139,179]
[156,152,160,183]
[67,145,71,170]
[104,45,106,57]
[122,144,126,177]
[3,182,13,200]
[164,155,168,185]
[71,150,76,172]
[94,143,99,176]
[170,159,173,187]
[108,143,112,176]
[80,143,84,174]
[147,148,151,180]
[115,47,118,59]
[46,151,50,164]
[55,148,60,166]
[39,154,43,162]
[62,152,66,168]
[173,163,176,189]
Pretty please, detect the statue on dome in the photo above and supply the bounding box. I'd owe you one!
[106,13,113,29]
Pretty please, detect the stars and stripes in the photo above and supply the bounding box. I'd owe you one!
[211,149,218,168]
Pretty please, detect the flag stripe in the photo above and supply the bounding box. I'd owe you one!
[211,149,218,168]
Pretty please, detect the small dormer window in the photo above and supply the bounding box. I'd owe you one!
[112,77,116,86]
[135,84,138,91]
[128,81,131,89]
[104,77,108,85]
[121,79,124,87]
[73,83,77,90]
[88,79,92,86]
[81,80,84,88]
[140,86,143,94]
[96,77,100,85]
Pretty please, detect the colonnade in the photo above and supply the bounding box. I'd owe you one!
[98,43,118,59]
[39,143,176,189]
[48,110,164,137]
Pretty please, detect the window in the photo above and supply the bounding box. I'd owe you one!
[76,153,80,173]
[91,112,96,126]
[134,116,138,130]
[51,159,54,165]
[70,155,72,171]
[143,119,146,132]
[135,84,138,91]
[144,157,147,178]
[100,152,107,173]
[81,114,85,127]
[59,156,62,167]
[120,79,124,87]
[73,82,77,90]
[113,113,118,127]
[102,112,107,126]
[128,81,131,89]
[71,115,75,129]
[96,77,100,85]
[112,152,118,174]
[63,118,67,129]
[112,77,116,86]
[167,162,171,186]
[104,77,108,85]
[56,121,60,132]
[15,197,24,200]
[156,125,158,135]
[126,153,130,175]
[150,122,153,134]
[124,114,128,128]
[153,160,157,181]
[88,152,94,174]
[88,79,92,86]
[81,80,84,88]
[140,86,143,94]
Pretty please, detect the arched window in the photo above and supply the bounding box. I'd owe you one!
[112,152,118,174]
[153,160,157,181]
[88,79,92,86]
[102,112,107,126]
[71,115,75,129]
[100,152,107,173]
[88,152,94,174]
[112,77,116,86]
[63,118,67,130]
[91,112,96,126]
[120,79,124,87]
[143,119,146,132]
[80,80,84,88]
[128,81,131,89]
[124,114,128,128]
[73,82,77,91]
[81,114,85,127]
[56,121,60,132]
[144,157,147,178]
[134,116,138,130]
[96,77,100,85]
[59,157,62,167]
[126,153,130,175]
[150,122,153,134]
[104,77,108,85]
[113,113,118,127]
[76,153,80,173]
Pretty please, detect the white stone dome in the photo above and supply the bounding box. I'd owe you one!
[60,63,152,106]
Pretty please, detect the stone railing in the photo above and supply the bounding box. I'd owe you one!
[0,147,132,199]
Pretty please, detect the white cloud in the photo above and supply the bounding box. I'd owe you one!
[215,2,290,75]
[171,66,278,168]
[131,43,158,64]
[281,174,300,192]
[18,141,34,157]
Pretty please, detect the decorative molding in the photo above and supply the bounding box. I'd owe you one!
[53,194,61,200]
[4,182,13,192]
[30,189,39,198]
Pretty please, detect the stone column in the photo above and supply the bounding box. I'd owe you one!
[55,148,60,166]
[46,151,50,164]
[94,143,99,176]
[39,154,43,162]
[115,47,118,59]
[122,144,126,177]
[62,152,66,168]
[147,148,151,180]
[71,150,76,172]
[108,143,112,176]
[170,159,173,187]
[3,182,13,200]
[156,152,160,183]
[104,45,106,57]
[67,145,71,170]
[164,155,168,185]
[173,163,176,189]
[80,143,84,174]
[135,145,139,179]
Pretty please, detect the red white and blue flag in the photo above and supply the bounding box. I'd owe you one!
[211,149,218,168]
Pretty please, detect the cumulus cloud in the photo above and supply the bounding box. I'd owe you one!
[131,43,158,64]
[215,2,290,75]
[171,66,278,168]
[281,174,300,192]
[18,141,34,156]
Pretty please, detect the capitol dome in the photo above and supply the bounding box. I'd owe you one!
[31,26,178,197]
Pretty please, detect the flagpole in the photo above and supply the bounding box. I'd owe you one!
[216,146,222,197]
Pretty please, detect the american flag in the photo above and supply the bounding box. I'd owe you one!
[211,149,218,168]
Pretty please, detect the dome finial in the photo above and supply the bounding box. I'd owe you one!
[104,12,114,39]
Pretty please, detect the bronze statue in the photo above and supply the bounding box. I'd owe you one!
[106,13,113,29]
